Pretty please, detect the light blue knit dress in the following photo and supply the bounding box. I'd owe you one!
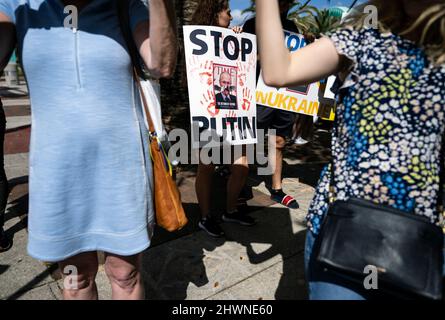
[0,0,154,262]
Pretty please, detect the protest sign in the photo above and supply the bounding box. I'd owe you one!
[184,26,258,149]
[256,30,335,121]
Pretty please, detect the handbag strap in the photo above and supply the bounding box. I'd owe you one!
[116,0,156,134]
[117,0,147,80]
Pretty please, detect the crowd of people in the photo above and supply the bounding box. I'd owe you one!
[0,0,444,300]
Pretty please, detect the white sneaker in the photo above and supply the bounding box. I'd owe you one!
[294,137,309,145]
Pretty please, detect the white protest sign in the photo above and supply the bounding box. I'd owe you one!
[183,26,257,149]
[256,30,323,117]
[324,76,337,100]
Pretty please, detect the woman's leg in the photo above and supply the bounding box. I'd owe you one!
[59,252,99,300]
[195,163,215,218]
[227,155,249,212]
[104,252,144,300]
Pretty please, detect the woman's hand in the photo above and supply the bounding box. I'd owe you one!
[256,0,343,88]
[231,26,243,34]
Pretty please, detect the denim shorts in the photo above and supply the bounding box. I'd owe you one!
[304,231,445,300]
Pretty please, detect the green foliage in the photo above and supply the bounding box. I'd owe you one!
[299,8,341,36]
[242,0,311,15]
[241,1,341,36]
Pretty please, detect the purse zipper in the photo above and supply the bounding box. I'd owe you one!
[73,27,82,88]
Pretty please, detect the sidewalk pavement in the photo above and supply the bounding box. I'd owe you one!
[0,80,330,300]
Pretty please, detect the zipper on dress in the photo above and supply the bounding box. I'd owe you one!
[73,27,82,88]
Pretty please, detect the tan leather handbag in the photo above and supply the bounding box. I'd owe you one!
[134,71,188,232]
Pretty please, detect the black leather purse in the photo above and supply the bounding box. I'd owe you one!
[313,163,444,300]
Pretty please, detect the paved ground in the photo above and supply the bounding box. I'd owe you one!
[0,78,331,300]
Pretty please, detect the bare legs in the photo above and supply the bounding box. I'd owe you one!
[104,253,144,300]
[59,251,144,300]
[59,252,99,300]
[195,152,249,217]
[196,163,216,218]
[226,156,249,212]
[270,134,286,190]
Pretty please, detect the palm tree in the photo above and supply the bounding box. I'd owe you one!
[308,8,341,36]
[287,4,319,34]
[242,0,319,34]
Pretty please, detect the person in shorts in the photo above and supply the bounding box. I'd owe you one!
[243,0,301,209]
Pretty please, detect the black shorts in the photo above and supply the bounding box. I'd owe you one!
[257,105,296,138]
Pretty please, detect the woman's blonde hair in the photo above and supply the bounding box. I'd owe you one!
[343,0,445,65]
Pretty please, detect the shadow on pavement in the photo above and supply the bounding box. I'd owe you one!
[227,207,308,300]
[142,204,308,300]
[4,176,29,239]
[142,230,226,300]
[5,263,58,300]
[0,86,28,99]
[0,264,10,276]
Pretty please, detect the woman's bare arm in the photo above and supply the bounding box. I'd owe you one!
[133,0,178,79]
[0,13,16,72]
[256,0,343,87]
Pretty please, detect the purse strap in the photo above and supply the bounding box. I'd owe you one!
[116,0,156,134]
[117,0,147,80]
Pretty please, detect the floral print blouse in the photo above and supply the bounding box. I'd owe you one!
[307,27,445,235]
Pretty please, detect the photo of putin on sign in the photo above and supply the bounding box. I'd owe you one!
[214,69,238,110]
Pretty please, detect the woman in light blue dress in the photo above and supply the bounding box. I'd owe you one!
[0,0,177,299]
